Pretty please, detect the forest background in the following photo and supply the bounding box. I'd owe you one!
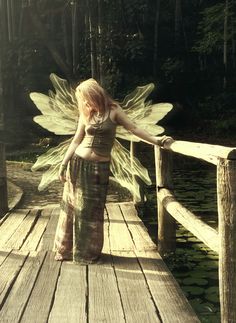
[1,0,236,152]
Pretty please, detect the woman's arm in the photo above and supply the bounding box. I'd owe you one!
[115,105,171,146]
[59,117,85,182]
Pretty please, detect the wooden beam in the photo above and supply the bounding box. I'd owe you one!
[217,158,236,322]
[158,188,219,253]
[155,146,176,255]
[163,140,236,165]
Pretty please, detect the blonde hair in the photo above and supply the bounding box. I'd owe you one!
[75,78,117,121]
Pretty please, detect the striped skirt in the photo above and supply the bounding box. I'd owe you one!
[53,153,110,264]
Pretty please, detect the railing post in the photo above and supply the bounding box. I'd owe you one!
[154,145,176,255]
[217,158,236,323]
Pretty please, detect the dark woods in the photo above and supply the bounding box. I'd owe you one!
[1,0,236,146]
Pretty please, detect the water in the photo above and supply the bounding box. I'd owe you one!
[140,166,220,323]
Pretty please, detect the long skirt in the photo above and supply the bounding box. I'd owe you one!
[53,153,110,264]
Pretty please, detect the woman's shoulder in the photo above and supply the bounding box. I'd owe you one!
[110,102,122,113]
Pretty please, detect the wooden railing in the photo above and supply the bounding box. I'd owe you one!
[154,140,236,323]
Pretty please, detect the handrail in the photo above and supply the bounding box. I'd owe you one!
[163,140,236,165]
[157,188,219,253]
[153,140,236,323]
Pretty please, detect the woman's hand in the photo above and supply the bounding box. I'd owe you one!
[156,135,174,147]
[58,163,68,183]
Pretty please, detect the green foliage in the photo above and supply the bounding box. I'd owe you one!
[193,3,225,55]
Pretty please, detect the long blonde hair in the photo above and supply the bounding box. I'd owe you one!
[75,78,117,121]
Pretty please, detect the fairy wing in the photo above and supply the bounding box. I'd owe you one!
[30,73,79,135]
[110,140,152,202]
[116,84,173,141]
[30,74,173,199]
[30,73,79,190]
[110,83,173,201]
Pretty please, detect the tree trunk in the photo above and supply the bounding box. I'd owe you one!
[174,0,182,51]
[223,0,229,89]
[72,0,79,76]
[0,0,9,217]
[153,0,160,77]
[27,4,73,82]
[62,9,72,68]
[231,13,236,69]
[87,0,98,79]
[97,0,104,85]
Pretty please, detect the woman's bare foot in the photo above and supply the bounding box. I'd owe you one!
[54,252,72,261]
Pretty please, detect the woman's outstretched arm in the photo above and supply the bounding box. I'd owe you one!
[115,105,172,146]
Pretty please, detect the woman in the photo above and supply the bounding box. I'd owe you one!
[53,78,172,264]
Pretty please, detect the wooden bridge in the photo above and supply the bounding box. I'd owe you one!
[0,201,200,323]
[1,138,236,323]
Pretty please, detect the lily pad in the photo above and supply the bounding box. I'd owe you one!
[201,260,218,268]
[182,286,205,296]
[182,277,208,286]
[205,293,219,303]
[190,271,208,279]
[187,236,200,242]
[206,286,219,294]
[176,238,187,243]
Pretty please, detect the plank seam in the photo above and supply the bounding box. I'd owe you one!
[17,209,42,250]
[46,255,63,322]
[118,204,137,249]
[106,207,127,323]
[134,251,163,323]
[86,265,89,323]
[0,250,30,313]
[35,208,54,251]
[0,210,31,247]
[18,251,48,322]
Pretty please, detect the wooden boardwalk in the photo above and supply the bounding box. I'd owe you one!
[0,202,200,323]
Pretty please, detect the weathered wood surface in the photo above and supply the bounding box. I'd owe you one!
[155,146,176,255]
[164,140,236,164]
[0,203,200,323]
[217,159,236,323]
[158,188,219,253]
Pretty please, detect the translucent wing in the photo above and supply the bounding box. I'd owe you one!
[32,138,72,190]
[110,140,151,202]
[117,84,173,141]
[30,73,79,135]
[32,138,72,171]
[30,74,173,199]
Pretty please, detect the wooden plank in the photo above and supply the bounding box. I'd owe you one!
[136,249,200,323]
[0,250,29,309]
[48,261,87,323]
[37,207,60,251]
[119,203,158,251]
[4,209,40,249]
[158,188,219,253]
[88,257,126,323]
[20,251,61,323]
[21,208,51,251]
[166,140,236,164]
[112,250,161,323]
[0,250,46,322]
[106,203,134,251]
[0,248,12,266]
[0,209,30,247]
